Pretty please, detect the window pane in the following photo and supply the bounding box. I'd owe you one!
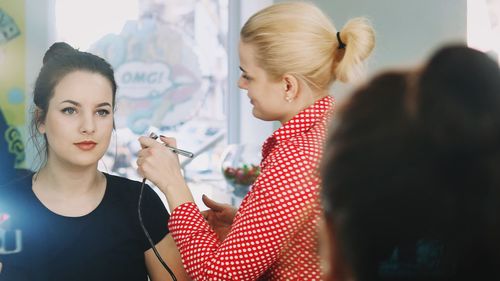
[56,0,228,181]
[467,0,500,64]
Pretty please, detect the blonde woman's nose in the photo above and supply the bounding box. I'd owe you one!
[238,76,248,90]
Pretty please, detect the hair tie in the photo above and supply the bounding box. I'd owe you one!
[336,32,346,49]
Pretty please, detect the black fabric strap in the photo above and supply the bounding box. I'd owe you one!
[336,32,346,49]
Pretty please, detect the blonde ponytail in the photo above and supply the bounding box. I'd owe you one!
[335,18,376,83]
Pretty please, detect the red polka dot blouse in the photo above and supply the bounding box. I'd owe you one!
[168,96,335,280]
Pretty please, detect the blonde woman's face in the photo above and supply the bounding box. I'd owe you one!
[38,71,114,168]
[238,41,290,123]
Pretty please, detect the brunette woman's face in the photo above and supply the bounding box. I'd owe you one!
[38,70,114,168]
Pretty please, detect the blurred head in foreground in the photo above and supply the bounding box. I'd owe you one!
[321,45,500,281]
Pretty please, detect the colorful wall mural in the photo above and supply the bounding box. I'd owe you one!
[0,0,26,182]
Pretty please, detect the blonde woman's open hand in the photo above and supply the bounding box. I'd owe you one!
[201,195,237,241]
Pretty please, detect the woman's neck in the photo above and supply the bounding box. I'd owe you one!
[32,160,107,217]
[34,160,103,198]
[280,89,330,124]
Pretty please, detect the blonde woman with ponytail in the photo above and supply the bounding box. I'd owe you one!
[137,2,375,280]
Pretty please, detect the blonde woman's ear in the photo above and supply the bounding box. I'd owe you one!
[282,74,299,101]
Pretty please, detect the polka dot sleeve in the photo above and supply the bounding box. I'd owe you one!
[169,146,321,280]
[169,152,317,280]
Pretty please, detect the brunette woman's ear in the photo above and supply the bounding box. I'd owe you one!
[35,107,46,134]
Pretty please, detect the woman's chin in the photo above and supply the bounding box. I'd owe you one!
[252,109,272,121]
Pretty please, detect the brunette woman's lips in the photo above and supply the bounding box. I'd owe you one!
[74,141,97,151]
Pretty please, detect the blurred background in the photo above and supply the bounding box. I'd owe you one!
[0,0,498,208]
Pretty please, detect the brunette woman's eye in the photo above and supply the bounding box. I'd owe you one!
[62,107,76,115]
[96,109,110,117]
